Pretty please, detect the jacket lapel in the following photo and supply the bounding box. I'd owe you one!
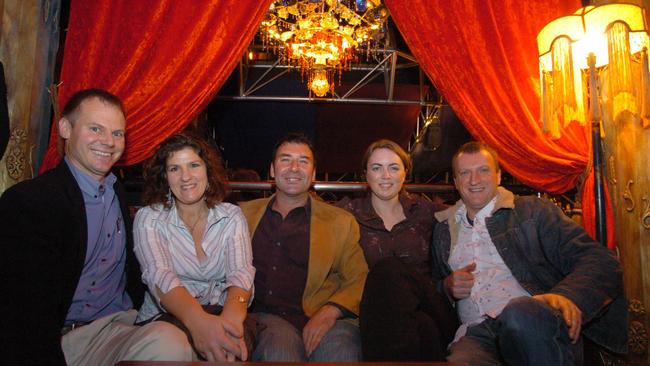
[304,197,336,302]
[435,201,462,262]
[245,196,273,237]
[55,162,88,270]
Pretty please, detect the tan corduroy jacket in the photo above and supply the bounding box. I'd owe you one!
[240,194,368,317]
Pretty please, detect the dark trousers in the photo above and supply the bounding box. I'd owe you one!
[360,257,459,361]
[448,296,584,366]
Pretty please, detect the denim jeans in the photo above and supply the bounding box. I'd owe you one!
[249,312,361,362]
[448,296,584,366]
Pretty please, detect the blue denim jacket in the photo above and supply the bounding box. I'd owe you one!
[432,188,628,354]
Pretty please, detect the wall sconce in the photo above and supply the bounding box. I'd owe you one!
[537,3,650,243]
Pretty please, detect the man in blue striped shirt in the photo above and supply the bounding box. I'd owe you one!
[0,89,192,365]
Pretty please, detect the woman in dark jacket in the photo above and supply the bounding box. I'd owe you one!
[338,139,458,361]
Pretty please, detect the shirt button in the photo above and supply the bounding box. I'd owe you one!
[272,266,277,271]
[276,242,281,246]
[268,290,273,295]
[107,233,111,238]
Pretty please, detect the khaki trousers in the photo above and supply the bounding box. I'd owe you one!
[61,310,193,366]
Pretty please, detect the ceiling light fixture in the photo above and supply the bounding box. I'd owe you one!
[259,0,389,97]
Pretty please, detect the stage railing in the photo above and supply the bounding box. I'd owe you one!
[227,181,456,193]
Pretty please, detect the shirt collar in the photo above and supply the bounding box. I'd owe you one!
[266,194,312,217]
[436,186,515,223]
[454,195,498,226]
[65,156,116,197]
[154,202,232,228]
[353,193,418,226]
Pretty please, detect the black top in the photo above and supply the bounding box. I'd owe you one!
[338,193,446,276]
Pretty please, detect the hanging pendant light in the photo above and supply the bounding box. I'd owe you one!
[259,0,388,96]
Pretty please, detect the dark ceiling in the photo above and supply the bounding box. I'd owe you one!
[208,18,472,179]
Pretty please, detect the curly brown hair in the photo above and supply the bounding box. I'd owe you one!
[142,133,227,209]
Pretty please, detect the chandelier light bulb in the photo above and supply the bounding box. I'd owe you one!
[258,0,388,96]
[309,68,331,97]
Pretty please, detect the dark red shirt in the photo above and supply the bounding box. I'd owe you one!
[338,194,446,276]
[251,198,310,329]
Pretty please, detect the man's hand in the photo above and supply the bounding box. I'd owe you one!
[302,304,341,356]
[443,262,476,300]
[532,293,583,343]
[187,312,246,362]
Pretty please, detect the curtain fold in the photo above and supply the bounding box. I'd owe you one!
[39,0,272,173]
[386,0,614,246]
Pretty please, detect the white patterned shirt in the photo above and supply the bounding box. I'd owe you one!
[449,196,530,342]
[134,202,255,322]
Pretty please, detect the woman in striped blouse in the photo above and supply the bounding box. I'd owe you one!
[134,133,255,362]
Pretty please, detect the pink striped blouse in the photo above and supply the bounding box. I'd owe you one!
[133,202,255,322]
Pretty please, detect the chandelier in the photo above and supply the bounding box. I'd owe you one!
[259,0,389,97]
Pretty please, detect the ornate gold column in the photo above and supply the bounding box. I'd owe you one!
[537,2,650,363]
[602,86,650,364]
[0,0,59,193]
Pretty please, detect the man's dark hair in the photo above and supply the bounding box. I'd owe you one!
[62,88,125,122]
[451,141,500,174]
[271,132,316,165]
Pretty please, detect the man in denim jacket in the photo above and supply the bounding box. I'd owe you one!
[432,141,627,366]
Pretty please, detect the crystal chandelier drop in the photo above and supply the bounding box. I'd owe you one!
[259,0,389,97]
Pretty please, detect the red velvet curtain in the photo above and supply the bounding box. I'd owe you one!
[386,0,615,246]
[39,0,272,173]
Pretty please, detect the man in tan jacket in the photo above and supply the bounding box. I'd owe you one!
[240,133,368,362]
